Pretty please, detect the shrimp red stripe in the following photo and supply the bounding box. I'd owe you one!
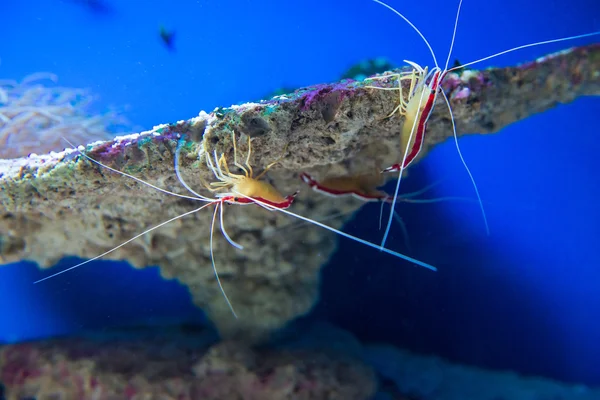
[383,71,442,173]
[300,172,393,203]
[221,193,298,209]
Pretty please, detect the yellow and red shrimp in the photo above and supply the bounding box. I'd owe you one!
[174,130,301,317]
[299,170,391,203]
[196,131,298,210]
[365,62,438,172]
[367,0,600,248]
[300,170,475,206]
[299,170,474,244]
[33,132,299,318]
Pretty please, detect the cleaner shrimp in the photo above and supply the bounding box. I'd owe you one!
[299,169,477,247]
[300,170,391,203]
[367,0,600,249]
[34,129,437,318]
[33,133,299,318]
[300,170,472,206]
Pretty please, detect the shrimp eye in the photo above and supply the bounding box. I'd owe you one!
[233,197,239,202]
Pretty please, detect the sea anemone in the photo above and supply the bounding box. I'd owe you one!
[0,72,134,159]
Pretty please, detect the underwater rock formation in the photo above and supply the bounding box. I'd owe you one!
[0,326,376,400]
[0,44,598,340]
[2,321,599,400]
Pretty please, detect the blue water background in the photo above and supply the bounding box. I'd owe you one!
[1,0,598,386]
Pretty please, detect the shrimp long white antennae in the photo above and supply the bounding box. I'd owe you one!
[401,196,476,204]
[437,0,485,235]
[210,202,238,318]
[391,210,411,250]
[380,78,430,249]
[400,179,442,198]
[450,31,600,72]
[233,190,437,272]
[177,137,241,314]
[62,137,206,203]
[378,199,386,229]
[441,89,489,233]
[174,138,215,202]
[34,203,213,284]
[371,0,491,241]
[444,0,464,71]
[219,198,243,250]
[372,0,439,68]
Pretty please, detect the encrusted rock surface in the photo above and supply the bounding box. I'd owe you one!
[1,44,598,339]
[0,326,376,400]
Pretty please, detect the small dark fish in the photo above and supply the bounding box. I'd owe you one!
[67,0,115,16]
[159,25,176,52]
[452,58,465,72]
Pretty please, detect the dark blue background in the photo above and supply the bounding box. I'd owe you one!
[1,0,598,386]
